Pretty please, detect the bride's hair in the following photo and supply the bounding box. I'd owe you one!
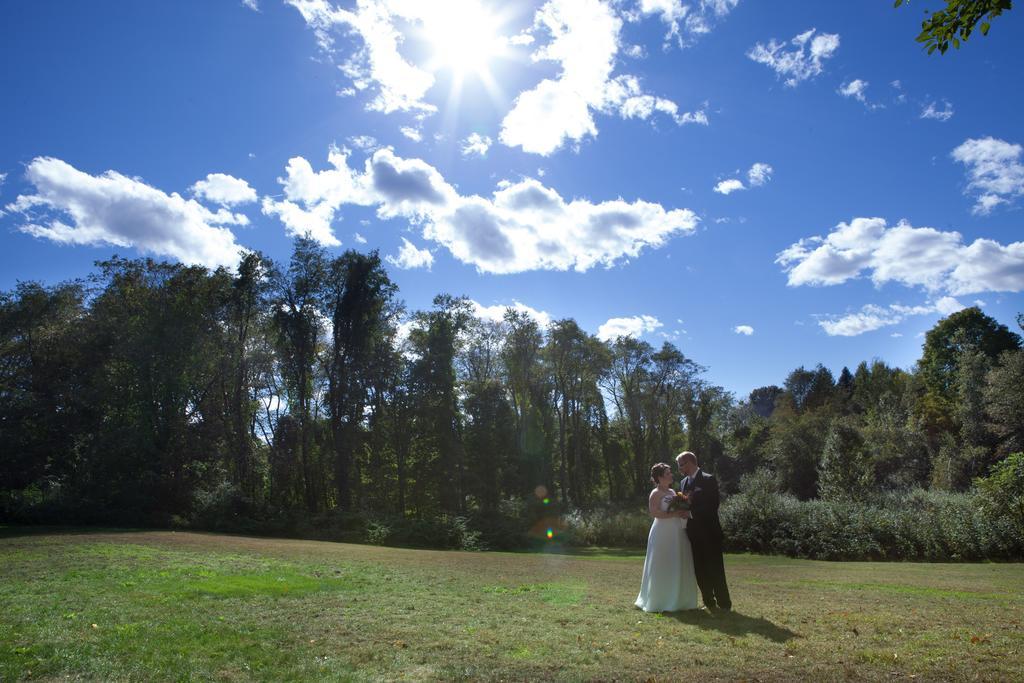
[650,462,672,485]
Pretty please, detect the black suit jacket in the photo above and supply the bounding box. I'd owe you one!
[682,469,723,542]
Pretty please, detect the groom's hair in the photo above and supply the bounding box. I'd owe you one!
[676,451,697,466]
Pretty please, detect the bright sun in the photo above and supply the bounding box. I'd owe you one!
[417,1,507,79]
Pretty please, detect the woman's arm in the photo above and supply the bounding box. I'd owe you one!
[648,490,685,519]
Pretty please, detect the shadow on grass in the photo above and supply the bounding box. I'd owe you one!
[508,544,645,558]
[0,525,147,540]
[665,609,799,643]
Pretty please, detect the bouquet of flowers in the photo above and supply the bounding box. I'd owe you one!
[667,491,691,512]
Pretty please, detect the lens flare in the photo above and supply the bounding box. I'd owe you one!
[546,529,554,539]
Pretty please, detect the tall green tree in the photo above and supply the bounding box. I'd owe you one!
[86,258,230,517]
[748,385,784,418]
[545,319,607,505]
[460,319,516,510]
[984,349,1024,458]
[500,309,552,498]
[220,252,274,501]
[767,394,830,500]
[323,250,397,511]
[0,281,88,498]
[270,237,329,513]
[920,307,1021,397]
[917,307,1020,459]
[603,337,654,496]
[407,295,472,514]
[956,343,995,481]
[818,419,872,500]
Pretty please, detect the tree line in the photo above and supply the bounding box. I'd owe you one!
[2,238,1021,535]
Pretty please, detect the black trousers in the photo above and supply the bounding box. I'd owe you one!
[689,530,731,609]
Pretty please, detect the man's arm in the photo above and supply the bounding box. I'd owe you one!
[692,473,720,518]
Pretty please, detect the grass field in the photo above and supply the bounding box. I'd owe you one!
[1,528,1021,681]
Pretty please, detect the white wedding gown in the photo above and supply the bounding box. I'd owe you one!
[634,491,699,612]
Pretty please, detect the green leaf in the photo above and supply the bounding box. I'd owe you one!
[981,22,991,35]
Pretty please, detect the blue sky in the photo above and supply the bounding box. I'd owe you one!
[1,0,1022,399]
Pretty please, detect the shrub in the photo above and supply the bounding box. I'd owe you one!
[189,480,260,533]
[975,452,1024,529]
[720,485,1023,561]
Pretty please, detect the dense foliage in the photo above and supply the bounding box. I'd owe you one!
[1,241,1021,558]
[895,0,1013,54]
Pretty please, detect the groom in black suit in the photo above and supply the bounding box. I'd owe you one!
[676,451,731,612]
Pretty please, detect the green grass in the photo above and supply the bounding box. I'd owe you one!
[1,529,1022,681]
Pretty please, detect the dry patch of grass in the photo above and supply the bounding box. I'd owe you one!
[1,529,1021,681]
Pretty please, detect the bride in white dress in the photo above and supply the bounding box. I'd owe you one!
[635,462,699,612]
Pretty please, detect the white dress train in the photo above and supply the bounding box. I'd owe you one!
[634,491,699,612]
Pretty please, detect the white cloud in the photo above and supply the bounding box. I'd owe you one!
[260,146,376,247]
[715,163,772,195]
[428,180,698,273]
[676,109,709,125]
[289,0,706,154]
[818,298,966,337]
[777,216,1024,296]
[934,295,967,316]
[499,0,621,156]
[400,126,422,142]
[624,43,646,58]
[470,300,553,329]
[285,0,437,115]
[818,305,903,337]
[461,133,492,157]
[747,162,773,187]
[353,232,367,244]
[951,137,1024,215]
[510,32,535,46]
[242,0,259,11]
[838,79,880,109]
[0,172,6,186]
[890,80,907,104]
[7,157,249,270]
[733,325,754,335]
[263,147,699,273]
[597,314,663,341]
[921,99,954,122]
[747,28,840,87]
[604,75,709,127]
[714,178,745,195]
[190,173,258,207]
[637,0,739,46]
[499,0,702,156]
[386,236,434,270]
[348,135,378,150]
[839,79,867,101]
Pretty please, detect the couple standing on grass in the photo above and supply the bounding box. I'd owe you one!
[635,451,732,613]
